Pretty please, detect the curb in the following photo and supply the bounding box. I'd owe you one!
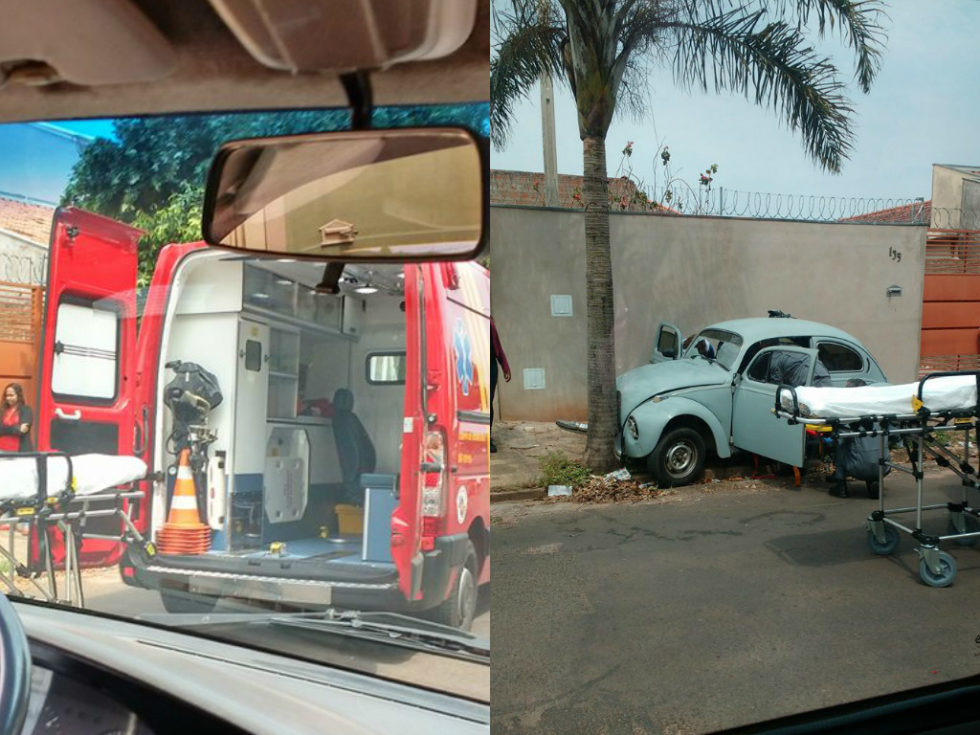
[491,487,545,503]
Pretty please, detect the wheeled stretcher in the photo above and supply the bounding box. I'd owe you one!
[775,371,980,587]
[0,452,148,606]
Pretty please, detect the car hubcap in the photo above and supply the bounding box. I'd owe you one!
[457,566,476,628]
[665,441,696,478]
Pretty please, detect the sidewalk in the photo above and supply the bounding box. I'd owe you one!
[490,421,586,495]
[489,420,825,501]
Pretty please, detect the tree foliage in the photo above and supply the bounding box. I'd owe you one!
[62,105,489,286]
[492,0,886,171]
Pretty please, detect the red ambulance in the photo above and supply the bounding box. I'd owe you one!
[35,206,490,629]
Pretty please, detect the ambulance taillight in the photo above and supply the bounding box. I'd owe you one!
[421,429,447,550]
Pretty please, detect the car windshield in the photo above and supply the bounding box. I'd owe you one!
[0,105,489,701]
[683,329,744,370]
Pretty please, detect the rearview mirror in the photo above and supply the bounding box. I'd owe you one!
[202,127,487,261]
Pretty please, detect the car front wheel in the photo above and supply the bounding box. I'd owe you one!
[649,427,706,487]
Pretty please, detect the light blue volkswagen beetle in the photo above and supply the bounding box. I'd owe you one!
[616,314,887,487]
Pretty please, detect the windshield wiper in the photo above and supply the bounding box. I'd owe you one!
[141,609,490,664]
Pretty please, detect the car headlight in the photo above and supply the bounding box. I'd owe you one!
[626,416,639,440]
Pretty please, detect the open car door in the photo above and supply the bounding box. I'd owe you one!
[651,322,684,364]
[731,346,817,468]
[35,207,142,568]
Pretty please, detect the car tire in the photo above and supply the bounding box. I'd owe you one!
[428,541,478,631]
[649,427,706,488]
[159,586,219,614]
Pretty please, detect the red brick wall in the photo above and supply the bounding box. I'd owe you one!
[491,170,668,213]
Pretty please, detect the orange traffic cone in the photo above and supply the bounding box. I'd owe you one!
[156,449,211,556]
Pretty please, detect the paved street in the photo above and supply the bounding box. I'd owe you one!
[491,469,980,734]
[80,572,490,639]
[3,553,489,698]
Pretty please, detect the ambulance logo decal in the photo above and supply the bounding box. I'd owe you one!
[454,318,473,396]
[456,485,468,524]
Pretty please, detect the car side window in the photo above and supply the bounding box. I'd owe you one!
[746,352,771,382]
[657,327,679,357]
[746,349,812,387]
[817,342,864,372]
[738,338,778,375]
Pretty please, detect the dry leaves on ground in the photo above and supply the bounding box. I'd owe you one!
[547,476,672,504]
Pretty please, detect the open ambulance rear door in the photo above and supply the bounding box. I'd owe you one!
[390,264,427,602]
[35,207,142,567]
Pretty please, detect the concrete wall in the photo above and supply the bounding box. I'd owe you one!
[931,165,963,228]
[961,179,980,231]
[929,164,980,229]
[490,206,926,422]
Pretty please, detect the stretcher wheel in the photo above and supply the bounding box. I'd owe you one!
[919,551,957,588]
[948,515,980,547]
[867,524,899,555]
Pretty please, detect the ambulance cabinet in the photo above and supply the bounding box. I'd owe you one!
[268,326,300,419]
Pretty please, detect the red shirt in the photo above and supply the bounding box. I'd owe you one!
[0,406,20,452]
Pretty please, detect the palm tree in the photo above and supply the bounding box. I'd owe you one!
[491,0,885,471]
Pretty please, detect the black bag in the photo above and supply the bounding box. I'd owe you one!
[164,361,223,426]
[840,433,890,481]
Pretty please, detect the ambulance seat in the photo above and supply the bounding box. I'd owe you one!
[332,388,377,503]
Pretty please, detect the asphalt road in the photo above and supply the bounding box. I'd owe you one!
[491,469,980,734]
[29,567,491,700]
[82,575,490,638]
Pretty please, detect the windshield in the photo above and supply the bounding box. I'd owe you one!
[682,329,744,370]
[0,105,489,701]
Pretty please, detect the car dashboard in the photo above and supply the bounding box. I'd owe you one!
[13,600,488,735]
[24,661,152,735]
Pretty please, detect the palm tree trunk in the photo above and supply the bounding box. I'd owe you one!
[581,135,617,472]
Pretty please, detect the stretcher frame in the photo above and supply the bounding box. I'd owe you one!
[0,451,147,607]
[775,371,980,587]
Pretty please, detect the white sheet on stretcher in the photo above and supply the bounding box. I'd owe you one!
[0,454,147,502]
[780,375,979,419]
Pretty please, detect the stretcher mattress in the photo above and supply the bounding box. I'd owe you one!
[0,454,147,502]
[780,375,979,419]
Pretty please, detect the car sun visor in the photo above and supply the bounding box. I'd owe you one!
[206,0,478,72]
[0,0,177,87]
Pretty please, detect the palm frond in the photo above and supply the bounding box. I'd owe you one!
[782,0,887,92]
[697,0,887,93]
[491,1,566,148]
[615,54,653,122]
[669,6,856,172]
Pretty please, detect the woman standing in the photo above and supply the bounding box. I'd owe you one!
[0,383,33,453]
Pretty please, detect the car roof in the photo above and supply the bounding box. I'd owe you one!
[704,317,867,347]
[0,1,489,123]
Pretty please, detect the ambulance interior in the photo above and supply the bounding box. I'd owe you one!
[153,252,408,571]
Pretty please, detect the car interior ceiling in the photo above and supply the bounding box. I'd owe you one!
[0,0,490,123]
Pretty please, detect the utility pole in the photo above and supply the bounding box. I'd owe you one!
[538,0,559,207]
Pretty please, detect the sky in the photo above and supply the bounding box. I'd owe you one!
[53,119,116,140]
[490,1,980,207]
